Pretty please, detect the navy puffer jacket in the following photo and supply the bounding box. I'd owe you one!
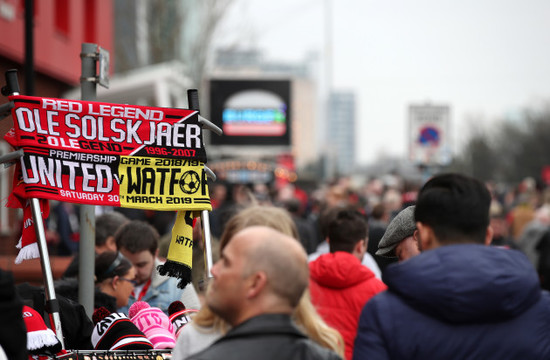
[353,244,550,360]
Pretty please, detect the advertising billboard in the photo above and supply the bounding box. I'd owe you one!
[209,79,291,146]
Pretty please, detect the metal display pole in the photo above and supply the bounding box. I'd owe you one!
[200,204,214,277]
[1,69,65,348]
[31,198,65,349]
[186,89,215,278]
[78,43,98,317]
[24,0,34,96]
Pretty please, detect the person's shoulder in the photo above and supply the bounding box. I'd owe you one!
[537,290,550,307]
[361,288,400,315]
[174,323,223,360]
[187,337,342,360]
[308,251,321,263]
[361,274,387,293]
[184,339,233,360]
[152,268,184,289]
[292,338,343,360]
[155,276,187,299]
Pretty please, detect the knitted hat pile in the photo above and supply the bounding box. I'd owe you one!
[168,300,199,338]
[129,301,176,349]
[91,307,153,350]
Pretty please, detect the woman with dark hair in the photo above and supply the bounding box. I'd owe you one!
[95,251,136,312]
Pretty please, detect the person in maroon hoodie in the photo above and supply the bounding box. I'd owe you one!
[309,208,387,360]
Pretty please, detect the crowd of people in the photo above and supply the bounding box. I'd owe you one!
[3,171,550,359]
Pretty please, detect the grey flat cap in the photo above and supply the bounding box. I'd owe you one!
[376,205,416,258]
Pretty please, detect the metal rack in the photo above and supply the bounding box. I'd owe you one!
[55,349,172,359]
[2,35,223,353]
[1,69,65,348]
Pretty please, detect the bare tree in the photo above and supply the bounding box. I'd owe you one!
[454,104,550,183]
[180,0,234,87]
[114,0,234,88]
[149,0,183,65]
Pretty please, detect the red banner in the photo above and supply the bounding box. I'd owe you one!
[6,95,211,211]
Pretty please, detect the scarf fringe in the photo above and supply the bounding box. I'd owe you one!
[157,261,192,289]
[15,241,40,264]
[27,328,61,352]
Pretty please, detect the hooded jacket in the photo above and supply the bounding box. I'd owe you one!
[353,244,550,360]
[310,252,387,360]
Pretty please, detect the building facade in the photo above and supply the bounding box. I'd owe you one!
[0,0,113,243]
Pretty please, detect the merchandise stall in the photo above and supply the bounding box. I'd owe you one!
[0,45,222,357]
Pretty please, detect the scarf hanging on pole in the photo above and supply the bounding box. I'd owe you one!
[157,210,200,288]
[4,127,50,263]
[5,95,211,266]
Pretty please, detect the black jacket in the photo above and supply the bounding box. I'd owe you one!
[16,282,94,350]
[187,313,342,360]
[54,278,118,313]
[0,270,27,360]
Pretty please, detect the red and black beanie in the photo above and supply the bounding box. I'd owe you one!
[91,307,153,350]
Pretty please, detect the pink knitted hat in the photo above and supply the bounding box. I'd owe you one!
[128,301,176,349]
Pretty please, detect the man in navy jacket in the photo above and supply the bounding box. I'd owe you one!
[353,173,550,360]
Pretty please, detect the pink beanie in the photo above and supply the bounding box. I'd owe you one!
[128,301,176,349]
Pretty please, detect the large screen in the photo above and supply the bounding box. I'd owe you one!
[209,79,291,146]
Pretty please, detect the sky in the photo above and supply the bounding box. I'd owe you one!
[214,0,550,165]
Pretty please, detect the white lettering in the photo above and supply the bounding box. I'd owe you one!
[65,113,81,138]
[15,107,35,132]
[81,115,97,140]
[46,111,60,136]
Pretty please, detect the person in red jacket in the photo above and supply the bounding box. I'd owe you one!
[309,208,387,360]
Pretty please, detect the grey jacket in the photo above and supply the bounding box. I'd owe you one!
[186,314,342,360]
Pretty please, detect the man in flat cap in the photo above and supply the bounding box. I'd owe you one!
[376,205,420,262]
[354,173,550,359]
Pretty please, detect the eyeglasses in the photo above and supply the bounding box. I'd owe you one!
[119,277,138,286]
